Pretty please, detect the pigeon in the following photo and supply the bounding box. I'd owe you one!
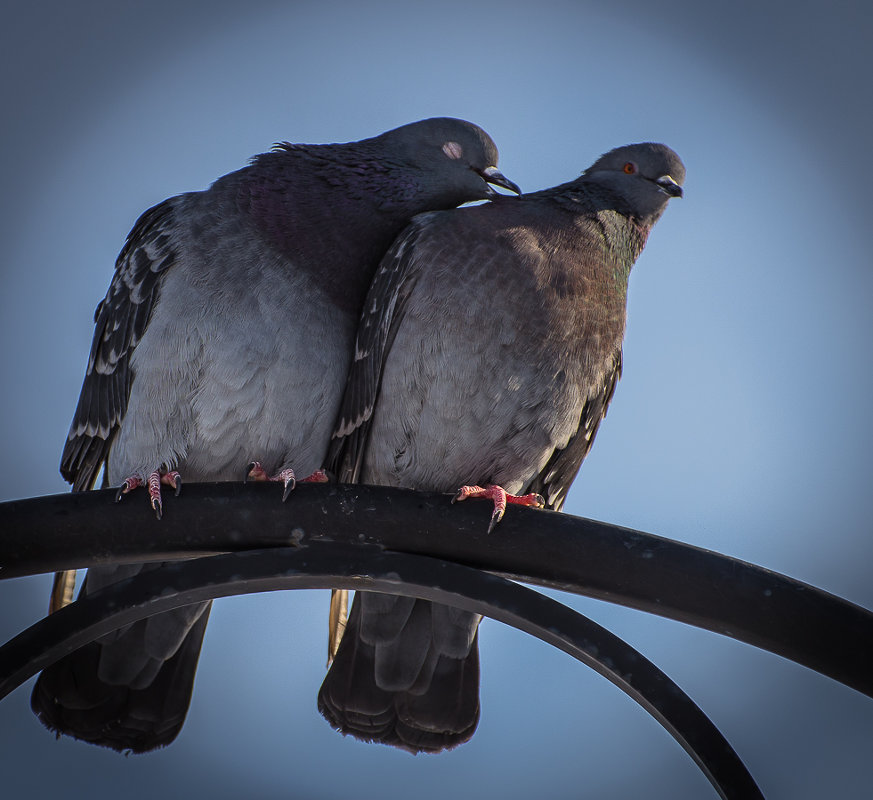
[318,143,685,753]
[31,118,520,753]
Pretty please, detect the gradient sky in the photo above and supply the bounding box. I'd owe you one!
[1,1,871,798]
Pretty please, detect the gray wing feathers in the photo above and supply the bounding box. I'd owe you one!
[60,199,177,490]
[326,218,428,482]
[527,350,622,511]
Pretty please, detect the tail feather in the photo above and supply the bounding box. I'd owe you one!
[318,592,480,754]
[31,568,211,754]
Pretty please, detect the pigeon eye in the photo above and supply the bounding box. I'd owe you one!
[623,162,637,175]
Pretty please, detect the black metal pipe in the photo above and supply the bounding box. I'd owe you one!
[0,544,763,800]
[2,482,871,697]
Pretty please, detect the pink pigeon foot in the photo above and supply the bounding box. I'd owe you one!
[115,469,181,519]
[246,460,297,501]
[452,483,545,533]
[247,461,331,500]
[299,469,330,484]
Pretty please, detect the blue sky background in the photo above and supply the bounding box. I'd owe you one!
[1,1,871,797]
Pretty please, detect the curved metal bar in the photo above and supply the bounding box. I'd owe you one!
[2,483,871,698]
[0,543,762,800]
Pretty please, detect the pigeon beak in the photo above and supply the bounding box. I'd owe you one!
[655,175,683,198]
[478,166,522,197]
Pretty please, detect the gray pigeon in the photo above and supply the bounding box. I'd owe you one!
[31,118,519,753]
[318,143,685,753]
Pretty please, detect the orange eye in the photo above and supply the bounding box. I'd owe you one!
[623,162,637,174]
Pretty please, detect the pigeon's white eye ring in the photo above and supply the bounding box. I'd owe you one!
[442,141,463,160]
[623,161,637,175]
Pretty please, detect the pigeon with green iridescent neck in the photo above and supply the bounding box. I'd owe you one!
[319,142,685,754]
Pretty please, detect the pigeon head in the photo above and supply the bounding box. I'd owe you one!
[583,142,685,224]
[379,117,521,207]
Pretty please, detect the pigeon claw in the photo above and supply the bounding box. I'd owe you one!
[452,484,545,533]
[115,469,182,518]
[246,461,270,482]
[245,461,328,500]
[284,468,330,500]
[278,469,297,502]
[166,472,182,497]
[115,475,143,502]
[246,460,300,500]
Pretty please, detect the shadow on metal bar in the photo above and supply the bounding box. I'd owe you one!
[0,543,762,800]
